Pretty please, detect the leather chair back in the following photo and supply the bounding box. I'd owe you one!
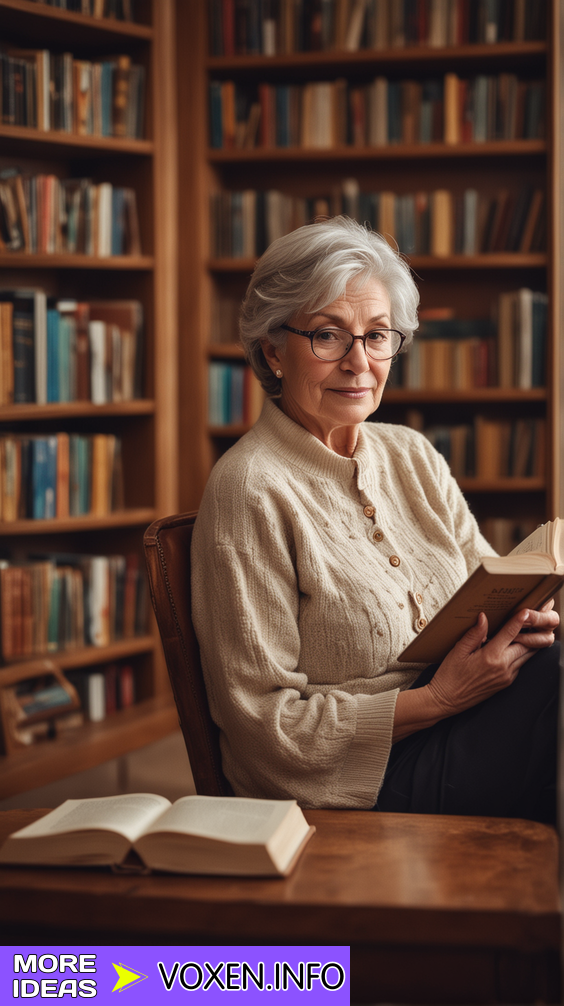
[143,512,232,796]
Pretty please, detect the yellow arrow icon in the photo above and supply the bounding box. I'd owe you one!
[112,963,148,992]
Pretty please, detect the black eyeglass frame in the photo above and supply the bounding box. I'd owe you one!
[280,324,406,361]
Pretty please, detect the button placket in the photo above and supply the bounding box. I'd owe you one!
[410,589,426,631]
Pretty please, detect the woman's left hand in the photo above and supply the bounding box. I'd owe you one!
[512,599,559,649]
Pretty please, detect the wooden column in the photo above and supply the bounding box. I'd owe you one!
[550,0,564,519]
[153,0,179,518]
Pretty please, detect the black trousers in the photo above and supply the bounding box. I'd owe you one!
[376,643,559,824]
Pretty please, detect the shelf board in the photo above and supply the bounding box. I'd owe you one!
[0,400,155,420]
[209,140,546,163]
[208,258,257,273]
[410,253,547,269]
[0,636,156,677]
[208,254,547,272]
[0,0,153,39]
[383,388,547,403]
[208,343,245,359]
[458,478,545,493]
[0,694,178,799]
[0,508,157,535]
[206,41,547,73]
[0,124,153,156]
[0,253,154,270]
[209,423,251,438]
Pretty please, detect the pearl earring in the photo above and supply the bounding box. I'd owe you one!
[275,369,283,378]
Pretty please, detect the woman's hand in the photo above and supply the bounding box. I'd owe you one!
[392,601,559,742]
[425,601,559,720]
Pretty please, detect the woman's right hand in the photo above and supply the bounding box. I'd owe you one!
[425,604,559,720]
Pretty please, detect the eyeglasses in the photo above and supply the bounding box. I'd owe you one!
[280,324,406,362]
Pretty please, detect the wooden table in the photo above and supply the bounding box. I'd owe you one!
[0,808,559,1004]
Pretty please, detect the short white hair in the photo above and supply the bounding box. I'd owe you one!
[239,215,419,396]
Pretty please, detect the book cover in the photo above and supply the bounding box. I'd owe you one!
[399,520,564,664]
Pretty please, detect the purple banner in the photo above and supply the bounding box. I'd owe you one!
[1,947,349,1004]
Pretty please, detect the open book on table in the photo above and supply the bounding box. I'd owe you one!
[399,518,564,665]
[0,794,315,877]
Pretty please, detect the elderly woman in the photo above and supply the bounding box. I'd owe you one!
[191,216,559,821]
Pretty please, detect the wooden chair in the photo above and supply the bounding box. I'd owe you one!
[143,511,232,796]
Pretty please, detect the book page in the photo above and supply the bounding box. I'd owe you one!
[10,794,172,844]
[507,520,552,558]
[144,796,296,845]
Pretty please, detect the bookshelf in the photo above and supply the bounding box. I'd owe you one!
[0,0,179,797]
[177,0,564,549]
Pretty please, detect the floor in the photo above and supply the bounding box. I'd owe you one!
[0,731,196,811]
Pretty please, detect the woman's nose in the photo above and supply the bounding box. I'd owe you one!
[340,337,370,371]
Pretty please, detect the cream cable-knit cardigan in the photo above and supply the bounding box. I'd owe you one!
[191,399,496,809]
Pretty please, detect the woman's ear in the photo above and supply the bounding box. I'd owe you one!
[260,338,283,373]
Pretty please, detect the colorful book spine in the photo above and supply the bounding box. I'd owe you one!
[208,362,265,426]
[0,553,148,663]
[1,296,143,405]
[210,184,546,259]
[0,174,141,258]
[208,0,546,55]
[0,433,122,521]
[208,73,544,150]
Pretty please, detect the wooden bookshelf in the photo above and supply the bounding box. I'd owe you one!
[206,41,548,72]
[0,0,154,39]
[177,0,563,537]
[0,253,155,270]
[0,123,155,154]
[0,0,179,795]
[208,140,547,162]
[0,695,178,800]
[0,401,155,420]
[207,255,548,272]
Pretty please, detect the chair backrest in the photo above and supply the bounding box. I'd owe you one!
[143,511,232,796]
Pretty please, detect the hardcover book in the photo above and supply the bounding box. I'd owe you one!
[399,518,564,664]
[0,793,315,877]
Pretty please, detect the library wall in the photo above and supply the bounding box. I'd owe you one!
[177,0,562,560]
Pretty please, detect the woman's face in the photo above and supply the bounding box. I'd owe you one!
[261,278,394,456]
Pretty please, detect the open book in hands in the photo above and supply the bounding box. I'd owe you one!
[399,518,564,664]
[0,794,315,877]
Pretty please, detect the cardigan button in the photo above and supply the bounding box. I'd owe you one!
[416,617,427,630]
[415,592,423,604]
[389,555,400,567]
[363,505,375,518]
[373,529,384,543]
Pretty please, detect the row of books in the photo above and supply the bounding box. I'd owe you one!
[0,432,124,522]
[0,49,145,139]
[0,169,141,256]
[210,184,546,259]
[410,415,546,480]
[66,661,136,723]
[0,293,144,406]
[0,553,148,663]
[208,0,546,56]
[443,73,543,144]
[30,0,138,20]
[208,362,266,426]
[3,670,81,750]
[4,659,136,748]
[209,74,545,150]
[388,293,548,390]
